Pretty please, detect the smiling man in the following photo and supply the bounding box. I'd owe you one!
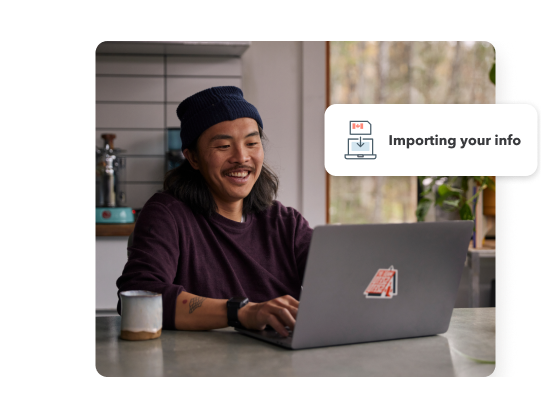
[116,87,313,337]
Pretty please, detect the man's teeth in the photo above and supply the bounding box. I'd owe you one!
[227,171,249,178]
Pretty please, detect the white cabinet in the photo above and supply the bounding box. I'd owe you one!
[96,237,128,312]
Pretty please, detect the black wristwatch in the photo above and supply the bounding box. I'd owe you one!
[227,297,249,328]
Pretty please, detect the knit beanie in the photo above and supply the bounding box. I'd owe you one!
[176,86,263,151]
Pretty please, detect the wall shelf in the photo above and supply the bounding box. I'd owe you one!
[96,223,135,237]
[96,41,251,56]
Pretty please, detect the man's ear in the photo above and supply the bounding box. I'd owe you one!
[183,149,200,170]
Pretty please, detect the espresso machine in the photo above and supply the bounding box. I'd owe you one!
[96,134,134,224]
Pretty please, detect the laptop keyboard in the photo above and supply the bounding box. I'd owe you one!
[235,325,294,348]
[264,325,294,338]
[276,327,293,338]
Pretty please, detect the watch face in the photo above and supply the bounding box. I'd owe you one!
[229,297,248,307]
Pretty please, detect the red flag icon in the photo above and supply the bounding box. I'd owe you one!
[349,120,371,135]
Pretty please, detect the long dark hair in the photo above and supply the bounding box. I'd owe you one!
[163,127,279,216]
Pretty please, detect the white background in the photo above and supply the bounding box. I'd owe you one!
[326,104,538,175]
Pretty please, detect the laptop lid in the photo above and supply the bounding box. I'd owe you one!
[290,221,473,349]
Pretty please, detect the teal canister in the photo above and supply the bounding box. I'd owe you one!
[166,128,185,172]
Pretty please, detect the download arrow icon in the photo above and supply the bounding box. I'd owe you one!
[357,137,364,147]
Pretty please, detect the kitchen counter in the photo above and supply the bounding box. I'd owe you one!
[96,308,495,377]
[96,223,135,237]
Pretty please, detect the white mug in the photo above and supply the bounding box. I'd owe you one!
[120,290,163,341]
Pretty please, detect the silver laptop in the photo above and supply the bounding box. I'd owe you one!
[235,221,473,349]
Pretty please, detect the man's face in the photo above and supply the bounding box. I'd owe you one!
[184,117,264,207]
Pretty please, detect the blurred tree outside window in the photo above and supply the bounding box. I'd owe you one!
[329,41,496,224]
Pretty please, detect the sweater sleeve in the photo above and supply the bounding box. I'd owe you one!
[293,210,314,283]
[116,201,184,330]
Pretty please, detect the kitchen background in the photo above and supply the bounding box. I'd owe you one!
[96,41,326,313]
[96,41,494,315]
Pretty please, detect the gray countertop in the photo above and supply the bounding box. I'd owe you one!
[96,308,495,377]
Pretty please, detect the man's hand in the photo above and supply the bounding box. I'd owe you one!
[237,295,299,337]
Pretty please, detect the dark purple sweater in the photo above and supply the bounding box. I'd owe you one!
[116,192,313,330]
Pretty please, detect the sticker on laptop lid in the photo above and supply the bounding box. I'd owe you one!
[364,266,398,299]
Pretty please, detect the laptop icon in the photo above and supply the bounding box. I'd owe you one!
[345,137,376,159]
[235,221,473,350]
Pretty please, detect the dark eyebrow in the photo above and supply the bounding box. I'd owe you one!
[245,131,260,138]
[209,131,259,142]
[209,134,233,142]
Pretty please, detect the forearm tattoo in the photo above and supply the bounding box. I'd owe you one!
[189,296,206,314]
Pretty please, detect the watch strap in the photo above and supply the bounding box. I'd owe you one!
[227,297,249,328]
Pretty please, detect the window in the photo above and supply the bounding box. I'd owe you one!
[328,41,495,224]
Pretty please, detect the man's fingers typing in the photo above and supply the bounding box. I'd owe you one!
[282,295,300,308]
[285,305,299,319]
[242,296,300,334]
[258,304,296,333]
[266,314,288,336]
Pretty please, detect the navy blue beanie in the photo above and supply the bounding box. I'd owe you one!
[176,86,263,151]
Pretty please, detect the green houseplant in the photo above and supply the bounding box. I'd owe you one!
[416,176,495,222]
